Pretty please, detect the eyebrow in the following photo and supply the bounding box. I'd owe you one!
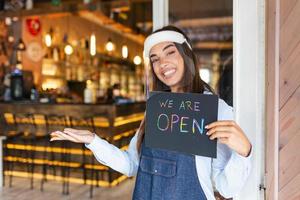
[163,44,175,51]
[150,44,175,59]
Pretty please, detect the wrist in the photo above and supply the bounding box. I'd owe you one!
[241,143,252,157]
[87,133,96,144]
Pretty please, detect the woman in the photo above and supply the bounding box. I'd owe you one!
[51,26,252,200]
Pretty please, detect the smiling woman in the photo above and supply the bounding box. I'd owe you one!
[50,25,252,200]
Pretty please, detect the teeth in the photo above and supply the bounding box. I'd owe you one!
[163,69,175,77]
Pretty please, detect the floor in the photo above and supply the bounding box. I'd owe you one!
[0,176,135,200]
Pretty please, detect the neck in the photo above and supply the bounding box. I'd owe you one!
[171,86,184,93]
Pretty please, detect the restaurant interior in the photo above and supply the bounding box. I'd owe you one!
[0,0,233,199]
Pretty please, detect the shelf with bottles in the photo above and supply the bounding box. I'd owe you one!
[41,44,143,97]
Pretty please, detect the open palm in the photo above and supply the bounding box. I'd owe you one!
[50,128,95,144]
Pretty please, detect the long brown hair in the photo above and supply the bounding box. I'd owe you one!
[136,25,214,153]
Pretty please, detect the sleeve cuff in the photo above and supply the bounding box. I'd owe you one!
[230,147,252,168]
[85,134,106,151]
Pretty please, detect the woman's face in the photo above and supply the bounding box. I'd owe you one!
[149,42,184,92]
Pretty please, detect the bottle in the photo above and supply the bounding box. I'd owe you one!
[10,69,23,100]
[84,87,93,104]
[26,0,33,10]
[30,88,38,101]
[53,47,59,62]
[4,88,11,101]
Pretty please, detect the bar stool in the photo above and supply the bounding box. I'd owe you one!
[43,114,71,195]
[69,116,96,184]
[31,113,52,192]
[4,113,39,189]
[2,113,23,187]
[17,113,46,190]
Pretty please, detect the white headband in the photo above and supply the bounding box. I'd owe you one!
[143,30,192,58]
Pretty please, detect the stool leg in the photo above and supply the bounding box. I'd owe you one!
[82,145,87,185]
[61,153,66,195]
[8,142,19,188]
[62,156,69,195]
[40,140,48,192]
[29,141,35,190]
[50,149,56,177]
[89,159,95,198]
[96,170,100,188]
[8,158,14,187]
[2,142,7,187]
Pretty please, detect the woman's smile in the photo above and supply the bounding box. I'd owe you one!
[161,67,176,79]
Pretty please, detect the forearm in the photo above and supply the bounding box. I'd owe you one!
[85,134,139,177]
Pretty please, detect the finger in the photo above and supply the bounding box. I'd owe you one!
[206,126,234,136]
[54,131,78,142]
[63,130,86,141]
[64,128,80,133]
[205,120,235,129]
[209,132,231,140]
[50,131,63,135]
[50,131,63,138]
[64,128,88,135]
[50,133,67,141]
[50,136,64,141]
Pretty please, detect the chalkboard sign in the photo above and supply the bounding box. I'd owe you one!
[145,91,218,158]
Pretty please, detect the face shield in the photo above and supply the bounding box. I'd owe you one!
[143,30,199,99]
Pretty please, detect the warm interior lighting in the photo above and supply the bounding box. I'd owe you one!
[90,33,96,56]
[17,38,26,51]
[45,34,52,47]
[64,44,73,55]
[105,39,115,52]
[133,55,142,65]
[5,17,12,26]
[42,79,62,90]
[8,36,14,43]
[122,45,128,59]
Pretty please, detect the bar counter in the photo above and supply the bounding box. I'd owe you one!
[0,101,145,137]
[0,101,145,196]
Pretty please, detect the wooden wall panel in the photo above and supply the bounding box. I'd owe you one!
[279,173,300,200]
[279,87,300,148]
[278,0,300,199]
[279,1,300,66]
[279,40,300,108]
[280,0,298,26]
[266,0,279,199]
[279,22,300,107]
[267,0,300,199]
[279,123,300,189]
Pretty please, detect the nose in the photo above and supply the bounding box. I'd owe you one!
[159,58,168,69]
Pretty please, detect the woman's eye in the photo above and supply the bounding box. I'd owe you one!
[151,59,159,63]
[167,51,175,56]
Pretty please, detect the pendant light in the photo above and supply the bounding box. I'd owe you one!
[133,55,142,65]
[105,38,115,52]
[64,44,73,55]
[122,45,128,59]
[45,34,52,47]
[90,33,96,56]
[16,38,26,51]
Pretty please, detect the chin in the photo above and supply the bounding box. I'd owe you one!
[157,73,182,88]
[164,80,181,88]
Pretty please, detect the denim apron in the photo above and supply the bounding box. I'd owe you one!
[132,142,207,200]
